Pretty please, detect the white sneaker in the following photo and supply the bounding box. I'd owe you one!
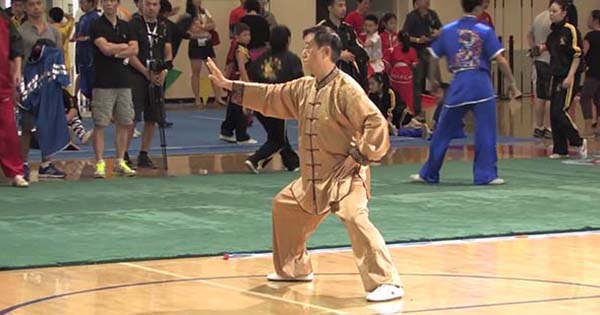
[366,284,404,302]
[578,139,588,159]
[266,272,314,282]
[238,138,258,145]
[219,134,237,143]
[12,175,29,188]
[488,178,505,185]
[549,154,569,159]
[133,128,142,138]
[82,130,93,144]
[409,174,425,183]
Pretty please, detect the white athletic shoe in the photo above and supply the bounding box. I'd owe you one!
[238,138,258,145]
[266,272,314,282]
[366,284,404,302]
[219,134,237,143]
[577,139,588,159]
[488,178,505,185]
[549,153,569,159]
[409,174,426,183]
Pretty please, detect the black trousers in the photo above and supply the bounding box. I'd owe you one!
[248,113,299,171]
[220,102,250,141]
[550,76,583,155]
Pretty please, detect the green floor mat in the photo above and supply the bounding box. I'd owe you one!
[1,159,599,270]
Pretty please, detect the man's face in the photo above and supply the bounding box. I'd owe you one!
[101,0,119,15]
[79,0,91,12]
[364,20,377,34]
[12,1,24,16]
[328,0,346,20]
[302,33,326,75]
[25,0,43,19]
[237,30,251,45]
[416,0,429,9]
[143,0,159,19]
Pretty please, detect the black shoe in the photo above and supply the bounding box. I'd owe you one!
[543,128,553,139]
[533,128,544,138]
[415,113,426,123]
[137,153,157,169]
[164,121,174,128]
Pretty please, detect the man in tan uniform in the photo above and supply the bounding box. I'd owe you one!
[207,25,403,302]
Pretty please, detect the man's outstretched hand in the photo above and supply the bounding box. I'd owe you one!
[206,58,233,91]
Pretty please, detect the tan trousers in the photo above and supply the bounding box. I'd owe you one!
[271,180,403,292]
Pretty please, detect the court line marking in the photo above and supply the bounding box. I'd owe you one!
[120,262,347,315]
[1,271,598,314]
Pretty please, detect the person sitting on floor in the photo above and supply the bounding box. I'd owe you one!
[368,72,430,138]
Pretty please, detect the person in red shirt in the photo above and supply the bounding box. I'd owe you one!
[0,9,28,187]
[384,31,418,114]
[228,0,246,37]
[477,0,494,29]
[379,13,398,57]
[344,0,369,40]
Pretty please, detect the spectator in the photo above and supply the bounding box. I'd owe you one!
[368,72,430,138]
[581,10,600,136]
[321,0,369,90]
[344,0,370,38]
[379,13,398,56]
[240,0,270,60]
[178,0,223,107]
[403,0,442,120]
[0,8,28,187]
[384,31,417,114]
[9,0,27,28]
[132,0,143,19]
[477,0,494,29]
[74,0,100,107]
[49,7,75,73]
[89,0,138,178]
[219,22,256,144]
[259,0,276,28]
[127,0,174,169]
[245,25,301,173]
[538,0,586,159]
[160,0,183,58]
[363,14,384,75]
[228,0,245,38]
[18,0,65,180]
[528,5,552,138]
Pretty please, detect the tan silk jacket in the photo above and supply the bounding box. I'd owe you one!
[231,68,390,215]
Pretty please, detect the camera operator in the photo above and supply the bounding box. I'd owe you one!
[127,0,173,169]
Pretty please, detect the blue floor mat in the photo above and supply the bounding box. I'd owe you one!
[29,108,536,160]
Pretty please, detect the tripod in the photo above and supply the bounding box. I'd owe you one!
[148,82,169,171]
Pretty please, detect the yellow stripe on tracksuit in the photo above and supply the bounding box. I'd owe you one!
[560,23,581,130]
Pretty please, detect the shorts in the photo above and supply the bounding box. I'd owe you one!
[131,74,161,123]
[188,39,216,60]
[534,61,552,101]
[91,88,134,127]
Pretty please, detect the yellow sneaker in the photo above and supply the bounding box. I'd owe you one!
[114,160,136,177]
[94,160,106,179]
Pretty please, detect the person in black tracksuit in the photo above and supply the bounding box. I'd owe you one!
[540,0,586,159]
[244,25,301,173]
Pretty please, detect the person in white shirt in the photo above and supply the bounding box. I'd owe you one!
[363,14,383,74]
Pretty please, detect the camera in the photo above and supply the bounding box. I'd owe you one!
[148,59,169,73]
